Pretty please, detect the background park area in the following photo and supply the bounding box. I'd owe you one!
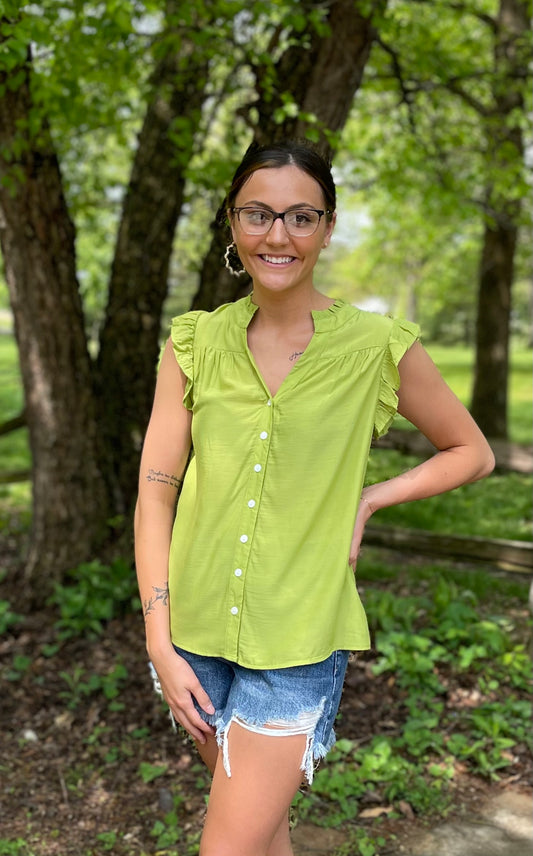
[0,1,532,855]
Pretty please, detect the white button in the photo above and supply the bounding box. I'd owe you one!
[234,568,243,577]
[254,464,262,472]
[248,499,256,508]
[240,534,248,543]
[230,606,238,615]
[267,399,272,406]
[260,431,268,439]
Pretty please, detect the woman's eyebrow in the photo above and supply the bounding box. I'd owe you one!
[239,200,317,209]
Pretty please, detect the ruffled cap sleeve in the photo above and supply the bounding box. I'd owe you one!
[373,317,420,439]
[170,311,204,410]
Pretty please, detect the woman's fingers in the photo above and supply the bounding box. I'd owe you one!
[165,687,215,743]
[349,497,373,571]
[191,680,216,716]
[151,652,216,743]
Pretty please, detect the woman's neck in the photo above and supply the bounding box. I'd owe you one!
[250,285,333,330]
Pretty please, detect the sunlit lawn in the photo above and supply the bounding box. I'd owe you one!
[0,335,29,475]
[426,343,532,446]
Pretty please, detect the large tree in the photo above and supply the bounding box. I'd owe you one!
[0,0,385,601]
[0,30,110,585]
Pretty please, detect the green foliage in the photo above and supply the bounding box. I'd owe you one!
[150,803,201,854]
[139,761,169,783]
[0,596,22,634]
[334,829,388,856]
[48,558,139,639]
[0,841,35,856]
[6,653,31,682]
[294,573,531,828]
[59,661,129,711]
[95,831,119,852]
[323,0,532,343]
[295,735,452,827]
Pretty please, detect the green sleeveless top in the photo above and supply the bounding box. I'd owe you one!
[167,295,419,669]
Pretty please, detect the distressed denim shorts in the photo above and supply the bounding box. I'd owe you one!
[166,646,350,785]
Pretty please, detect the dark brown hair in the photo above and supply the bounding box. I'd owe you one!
[224,140,336,220]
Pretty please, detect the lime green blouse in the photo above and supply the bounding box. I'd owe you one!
[168,295,419,669]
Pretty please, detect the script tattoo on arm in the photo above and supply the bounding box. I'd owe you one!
[143,583,169,619]
[146,468,183,489]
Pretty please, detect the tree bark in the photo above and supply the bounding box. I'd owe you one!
[470,0,528,438]
[192,0,386,311]
[0,37,109,595]
[96,9,209,511]
[471,220,517,437]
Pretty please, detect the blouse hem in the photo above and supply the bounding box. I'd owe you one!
[170,637,371,671]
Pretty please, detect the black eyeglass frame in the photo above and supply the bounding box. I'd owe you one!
[230,206,332,236]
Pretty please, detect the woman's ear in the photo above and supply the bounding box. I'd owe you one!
[323,211,336,248]
[227,209,237,244]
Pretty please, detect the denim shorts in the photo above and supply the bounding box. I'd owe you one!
[166,647,350,784]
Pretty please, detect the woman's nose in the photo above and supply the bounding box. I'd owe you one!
[266,216,289,243]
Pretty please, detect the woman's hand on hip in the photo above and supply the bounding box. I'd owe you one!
[349,495,373,572]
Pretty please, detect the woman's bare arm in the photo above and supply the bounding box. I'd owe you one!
[134,337,214,741]
[349,342,495,566]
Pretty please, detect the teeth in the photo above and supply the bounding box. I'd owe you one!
[263,255,293,264]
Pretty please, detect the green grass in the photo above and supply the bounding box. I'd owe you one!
[357,552,531,604]
[425,343,532,445]
[0,335,30,511]
[0,335,28,473]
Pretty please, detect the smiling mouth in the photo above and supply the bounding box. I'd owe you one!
[260,255,295,265]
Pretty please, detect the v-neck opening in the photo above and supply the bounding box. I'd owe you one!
[245,326,317,400]
[237,294,348,399]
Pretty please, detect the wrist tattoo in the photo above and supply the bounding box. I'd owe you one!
[146,468,183,489]
[143,583,169,618]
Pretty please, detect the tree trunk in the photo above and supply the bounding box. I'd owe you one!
[96,10,209,512]
[0,38,110,596]
[471,220,516,437]
[470,0,528,438]
[192,0,386,311]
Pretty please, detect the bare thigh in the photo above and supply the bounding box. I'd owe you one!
[197,722,305,856]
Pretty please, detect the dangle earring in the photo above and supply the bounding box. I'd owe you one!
[224,242,246,277]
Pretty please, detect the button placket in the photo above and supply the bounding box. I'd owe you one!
[225,399,274,659]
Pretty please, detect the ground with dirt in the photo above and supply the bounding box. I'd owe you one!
[1,552,531,856]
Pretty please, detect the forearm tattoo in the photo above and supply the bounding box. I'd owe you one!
[146,468,183,489]
[143,583,169,619]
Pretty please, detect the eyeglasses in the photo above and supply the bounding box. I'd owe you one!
[231,206,330,237]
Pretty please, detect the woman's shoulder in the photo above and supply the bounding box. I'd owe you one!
[170,296,252,351]
[326,301,418,350]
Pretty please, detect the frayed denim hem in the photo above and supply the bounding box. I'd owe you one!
[212,698,329,785]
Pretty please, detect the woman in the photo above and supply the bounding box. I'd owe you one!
[134,140,494,856]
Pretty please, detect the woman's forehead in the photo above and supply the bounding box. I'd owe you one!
[236,165,325,207]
